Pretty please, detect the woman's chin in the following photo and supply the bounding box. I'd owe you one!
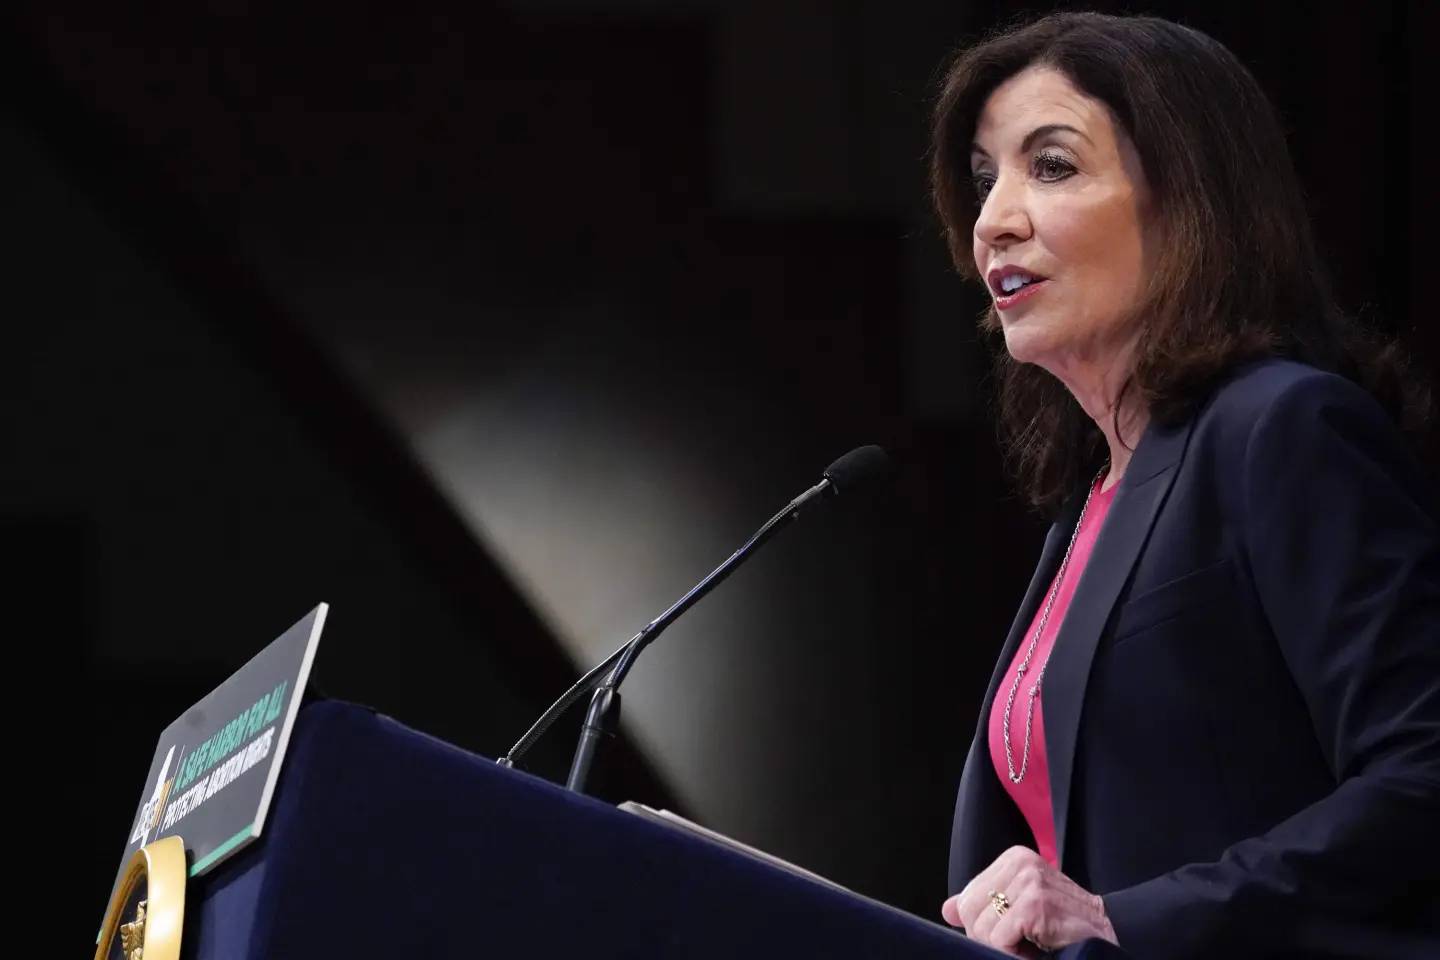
[999,322,1057,367]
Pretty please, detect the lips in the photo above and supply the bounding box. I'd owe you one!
[986,265,1049,310]
[993,278,1049,310]
[986,265,1047,296]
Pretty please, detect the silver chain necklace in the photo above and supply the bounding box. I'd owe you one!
[1002,466,1108,784]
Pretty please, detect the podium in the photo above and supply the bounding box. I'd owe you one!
[181,701,1123,958]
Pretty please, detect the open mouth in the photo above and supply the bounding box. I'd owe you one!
[987,266,1049,304]
[993,277,1048,309]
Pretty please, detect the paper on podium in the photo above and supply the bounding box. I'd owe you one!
[619,802,863,898]
[617,802,979,944]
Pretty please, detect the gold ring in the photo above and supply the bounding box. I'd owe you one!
[988,889,1011,917]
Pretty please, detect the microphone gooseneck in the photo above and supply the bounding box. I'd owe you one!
[497,445,893,796]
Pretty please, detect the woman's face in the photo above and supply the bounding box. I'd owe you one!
[970,65,1154,382]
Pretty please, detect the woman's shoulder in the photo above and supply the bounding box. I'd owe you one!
[1197,357,1387,437]
[1190,357,1426,492]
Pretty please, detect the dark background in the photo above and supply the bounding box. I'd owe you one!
[5,0,1433,945]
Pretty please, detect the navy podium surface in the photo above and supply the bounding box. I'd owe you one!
[182,700,1126,958]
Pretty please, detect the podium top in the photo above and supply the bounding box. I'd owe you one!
[185,701,1122,959]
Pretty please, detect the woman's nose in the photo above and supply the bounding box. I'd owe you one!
[973,175,1032,250]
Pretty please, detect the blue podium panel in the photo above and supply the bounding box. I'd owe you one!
[183,702,1121,959]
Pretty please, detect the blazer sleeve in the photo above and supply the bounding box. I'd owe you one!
[1101,372,1440,958]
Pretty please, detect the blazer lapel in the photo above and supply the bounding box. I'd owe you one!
[950,495,1081,890]
[1043,415,1195,869]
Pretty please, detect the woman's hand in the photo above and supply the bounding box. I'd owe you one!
[941,846,1117,956]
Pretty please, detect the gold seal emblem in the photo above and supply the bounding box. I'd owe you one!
[96,836,186,960]
[119,899,146,958]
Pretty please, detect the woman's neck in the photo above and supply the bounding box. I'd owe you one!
[1096,401,1148,492]
[1047,348,1149,494]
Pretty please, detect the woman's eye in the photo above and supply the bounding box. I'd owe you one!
[1034,153,1075,181]
[972,155,1071,207]
[973,175,995,205]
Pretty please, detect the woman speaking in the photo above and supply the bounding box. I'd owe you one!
[928,12,1439,959]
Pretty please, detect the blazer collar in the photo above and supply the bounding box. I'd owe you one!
[1042,412,1195,867]
[972,413,1193,734]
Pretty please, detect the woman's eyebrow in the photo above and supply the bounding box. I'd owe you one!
[971,123,1092,160]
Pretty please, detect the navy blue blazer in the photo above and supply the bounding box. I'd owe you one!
[948,359,1440,959]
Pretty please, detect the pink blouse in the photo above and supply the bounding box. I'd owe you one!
[987,472,1118,865]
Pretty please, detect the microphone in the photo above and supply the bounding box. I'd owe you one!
[821,444,892,496]
[497,445,892,793]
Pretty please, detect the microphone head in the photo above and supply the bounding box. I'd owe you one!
[822,445,892,495]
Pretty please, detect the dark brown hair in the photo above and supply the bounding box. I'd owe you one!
[930,11,1429,511]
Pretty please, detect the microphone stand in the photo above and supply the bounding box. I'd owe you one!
[563,477,831,794]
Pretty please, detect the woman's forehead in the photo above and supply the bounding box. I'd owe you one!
[973,66,1109,154]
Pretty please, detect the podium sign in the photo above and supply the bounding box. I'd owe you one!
[102,604,328,918]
